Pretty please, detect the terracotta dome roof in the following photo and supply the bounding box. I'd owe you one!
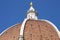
[0,20,60,40]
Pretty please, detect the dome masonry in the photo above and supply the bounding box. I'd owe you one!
[0,2,60,40]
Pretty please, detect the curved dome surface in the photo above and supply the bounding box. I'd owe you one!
[0,20,60,40]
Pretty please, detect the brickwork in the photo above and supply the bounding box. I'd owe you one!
[0,20,60,40]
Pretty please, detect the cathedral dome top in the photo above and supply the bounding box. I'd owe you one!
[27,2,38,16]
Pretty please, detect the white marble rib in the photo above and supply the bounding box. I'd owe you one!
[19,18,29,40]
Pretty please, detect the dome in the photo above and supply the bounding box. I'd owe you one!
[0,20,60,40]
[0,2,60,40]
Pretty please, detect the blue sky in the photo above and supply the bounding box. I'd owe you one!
[0,0,60,33]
